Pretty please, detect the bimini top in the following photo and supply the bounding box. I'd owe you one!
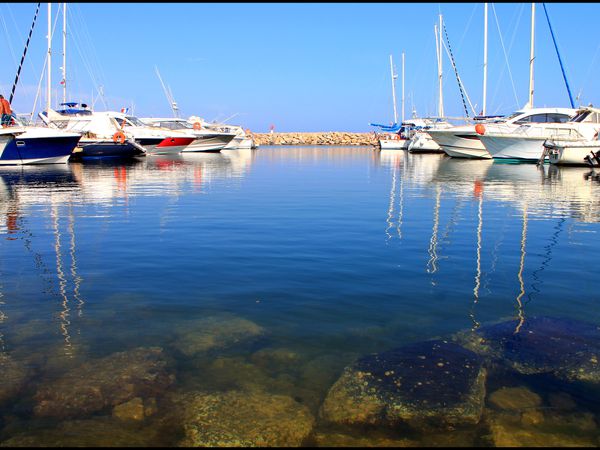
[55,102,92,116]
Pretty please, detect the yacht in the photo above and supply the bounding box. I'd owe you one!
[407,118,454,153]
[479,107,598,162]
[140,117,236,152]
[427,108,577,159]
[543,108,600,166]
[41,105,194,157]
[200,122,256,150]
[545,137,600,166]
[0,116,80,165]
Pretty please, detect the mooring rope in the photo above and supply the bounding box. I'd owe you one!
[9,2,41,104]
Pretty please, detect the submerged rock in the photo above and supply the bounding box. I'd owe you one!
[486,409,598,447]
[464,316,600,383]
[33,347,175,419]
[312,430,417,447]
[320,340,486,430]
[488,386,542,411]
[177,390,315,446]
[172,315,265,357]
[0,416,164,447]
[0,354,31,407]
[112,397,145,422]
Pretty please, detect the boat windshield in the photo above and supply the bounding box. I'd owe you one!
[125,116,147,127]
[569,110,600,123]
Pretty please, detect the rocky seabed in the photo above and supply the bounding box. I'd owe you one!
[1,314,600,446]
[249,132,379,146]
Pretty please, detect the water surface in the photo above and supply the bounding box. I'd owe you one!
[0,147,599,446]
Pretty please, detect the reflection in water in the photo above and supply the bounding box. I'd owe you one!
[514,204,528,335]
[385,163,397,242]
[0,149,600,446]
[68,206,85,318]
[51,204,73,356]
[426,184,441,277]
[470,183,484,331]
[528,216,565,304]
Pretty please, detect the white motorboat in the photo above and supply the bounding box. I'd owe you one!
[41,107,191,157]
[200,122,255,150]
[407,119,453,153]
[545,138,600,166]
[479,107,600,162]
[428,108,577,159]
[140,117,236,152]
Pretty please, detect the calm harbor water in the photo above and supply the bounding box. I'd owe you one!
[0,146,599,446]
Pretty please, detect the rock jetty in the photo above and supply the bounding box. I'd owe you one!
[248,132,379,146]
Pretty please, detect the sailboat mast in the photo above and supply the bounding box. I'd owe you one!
[482,3,488,116]
[401,52,405,123]
[47,2,52,112]
[62,2,66,104]
[437,14,444,118]
[389,55,398,124]
[528,3,535,108]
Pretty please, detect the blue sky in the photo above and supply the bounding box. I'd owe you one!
[1,2,599,132]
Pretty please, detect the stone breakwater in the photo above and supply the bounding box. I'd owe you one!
[248,132,378,146]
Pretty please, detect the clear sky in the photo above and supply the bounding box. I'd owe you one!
[1,2,599,132]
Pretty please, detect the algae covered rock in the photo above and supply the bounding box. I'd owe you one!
[0,416,164,447]
[0,354,31,407]
[470,316,600,383]
[172,315,265,357]
[33,347,175,419]
[488,386,542,411]
[486,409,598,447]
[320,340,486,430]
[178,390,315,446]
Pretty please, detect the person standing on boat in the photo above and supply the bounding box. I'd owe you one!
[0,95,12,127]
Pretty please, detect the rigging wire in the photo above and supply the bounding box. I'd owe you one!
[441,23,476,117]
[491,3,520,109]
[542,3,575,108]
[9,3,41,105]
[489,3,524,114]
[67,5,108,109]
[0,8,19,71]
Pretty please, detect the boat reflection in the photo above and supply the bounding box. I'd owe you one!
[380,154,600,333]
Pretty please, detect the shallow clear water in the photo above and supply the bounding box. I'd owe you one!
[0,146,600,446]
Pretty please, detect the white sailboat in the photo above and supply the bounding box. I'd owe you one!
[429,4,578,160]
[408,14,453,153]
[376,54,408,150]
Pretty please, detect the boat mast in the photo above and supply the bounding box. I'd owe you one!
[47,2,52,112]
[389,55,398,124]
[62,2,66,104]
[482,3,488,116]
[528,3,535,108]
[436,14,444,118]
[401,52,405,123]
[155,66,180,118]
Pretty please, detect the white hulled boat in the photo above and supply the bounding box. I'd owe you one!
[429,108,576,159]
[479,107,598,162]
[140,117,236,152]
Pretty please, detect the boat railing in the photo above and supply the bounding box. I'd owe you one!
[513,125,582,139]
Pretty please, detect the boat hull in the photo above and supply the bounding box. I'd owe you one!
[379,139,409,150]
[428,129,491,159]
[479,135,545,162]
[408,133,444,153]
[546,140,600,166]
[71,140,146,160]
[151,137,196,155]
[0,134,79,165]
[182,134,234,152]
